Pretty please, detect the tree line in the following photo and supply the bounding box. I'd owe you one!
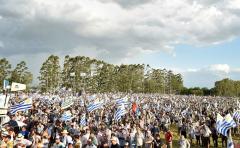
[1,56,239,97]
[38,55,184,94]
[0,58,33,89]
[180,78,240,97]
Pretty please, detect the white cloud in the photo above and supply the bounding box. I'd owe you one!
[0,0,240,60]
[209,64,230,74]
[182,64,240,88]
[0,0,240,86]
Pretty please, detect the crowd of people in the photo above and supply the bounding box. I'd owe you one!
[0,92,239,148]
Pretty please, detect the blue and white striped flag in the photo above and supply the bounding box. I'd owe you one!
[233,110,240,121]
[217,113,237,137]
[80,114,87,126]
[116,97,129,106]
[10,98,32,114]
[114,105,127,121]
[87,102,103,112]
[61,112,73,121]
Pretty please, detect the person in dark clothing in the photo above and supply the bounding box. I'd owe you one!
[180,123,187,138]
[211,124,218,148]
[153,134,164,148]
[221,135,228,148]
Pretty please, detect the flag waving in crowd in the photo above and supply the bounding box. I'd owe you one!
[114,105,127,121]
[217,113,236,137]
[80,114,87,126]
[1,92,240,147]
[87,102,103,112]
[10,98,32,114]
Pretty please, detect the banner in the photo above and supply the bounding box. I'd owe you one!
[11,82,26,91]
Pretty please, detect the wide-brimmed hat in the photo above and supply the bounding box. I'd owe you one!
[1,131,9,137]
[16,133,24,140]
[61,130,69,134]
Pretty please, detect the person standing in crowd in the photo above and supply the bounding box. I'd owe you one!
[144,130,154,148]
[180,122,187,138]
[153,134,164,148]
[73,134,82,148]
[110,137,120,148]
[52,136,64,148]
[28,129,41,147]
[194,125,201,146]
[1,131,13,147]
[164,128,172,148]
[211,123,218,148]
[135,129,144,148]
[14,133,32,147]
[61,130,73,147]
[201,124,212,148]
[179,135,190,148]
[85,139,97,148]
[188,124,195,145]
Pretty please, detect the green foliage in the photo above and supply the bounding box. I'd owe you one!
[0,58,11,89]
[214,78,240,97]
[11,61,33,87]
[59,55,184,94]
[38,55,61,92]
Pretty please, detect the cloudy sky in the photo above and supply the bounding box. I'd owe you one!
[0,0,240,88]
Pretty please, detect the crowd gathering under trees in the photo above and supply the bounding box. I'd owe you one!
[0,55,240,97]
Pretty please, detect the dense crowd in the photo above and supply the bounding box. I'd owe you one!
[0,92,239,148]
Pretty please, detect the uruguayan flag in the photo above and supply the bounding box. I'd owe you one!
[87,102,103,112]
[114,105,127,121]
[116,97,129,106]
[80,114,87,126]
[217,114,236,136]
[233,110,240,121]
[10,98,32,114]
[61,112,73,121]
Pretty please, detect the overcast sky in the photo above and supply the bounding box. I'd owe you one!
[0,0,240,88]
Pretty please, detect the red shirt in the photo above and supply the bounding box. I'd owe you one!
[165,131,173,143]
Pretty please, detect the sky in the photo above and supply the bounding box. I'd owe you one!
[0,0,240,88]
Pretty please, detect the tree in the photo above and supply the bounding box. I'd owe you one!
[0,58,11,89]
[11,61,33,86]
[38,55,61,92]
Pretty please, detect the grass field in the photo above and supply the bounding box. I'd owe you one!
[161,125,240,148]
